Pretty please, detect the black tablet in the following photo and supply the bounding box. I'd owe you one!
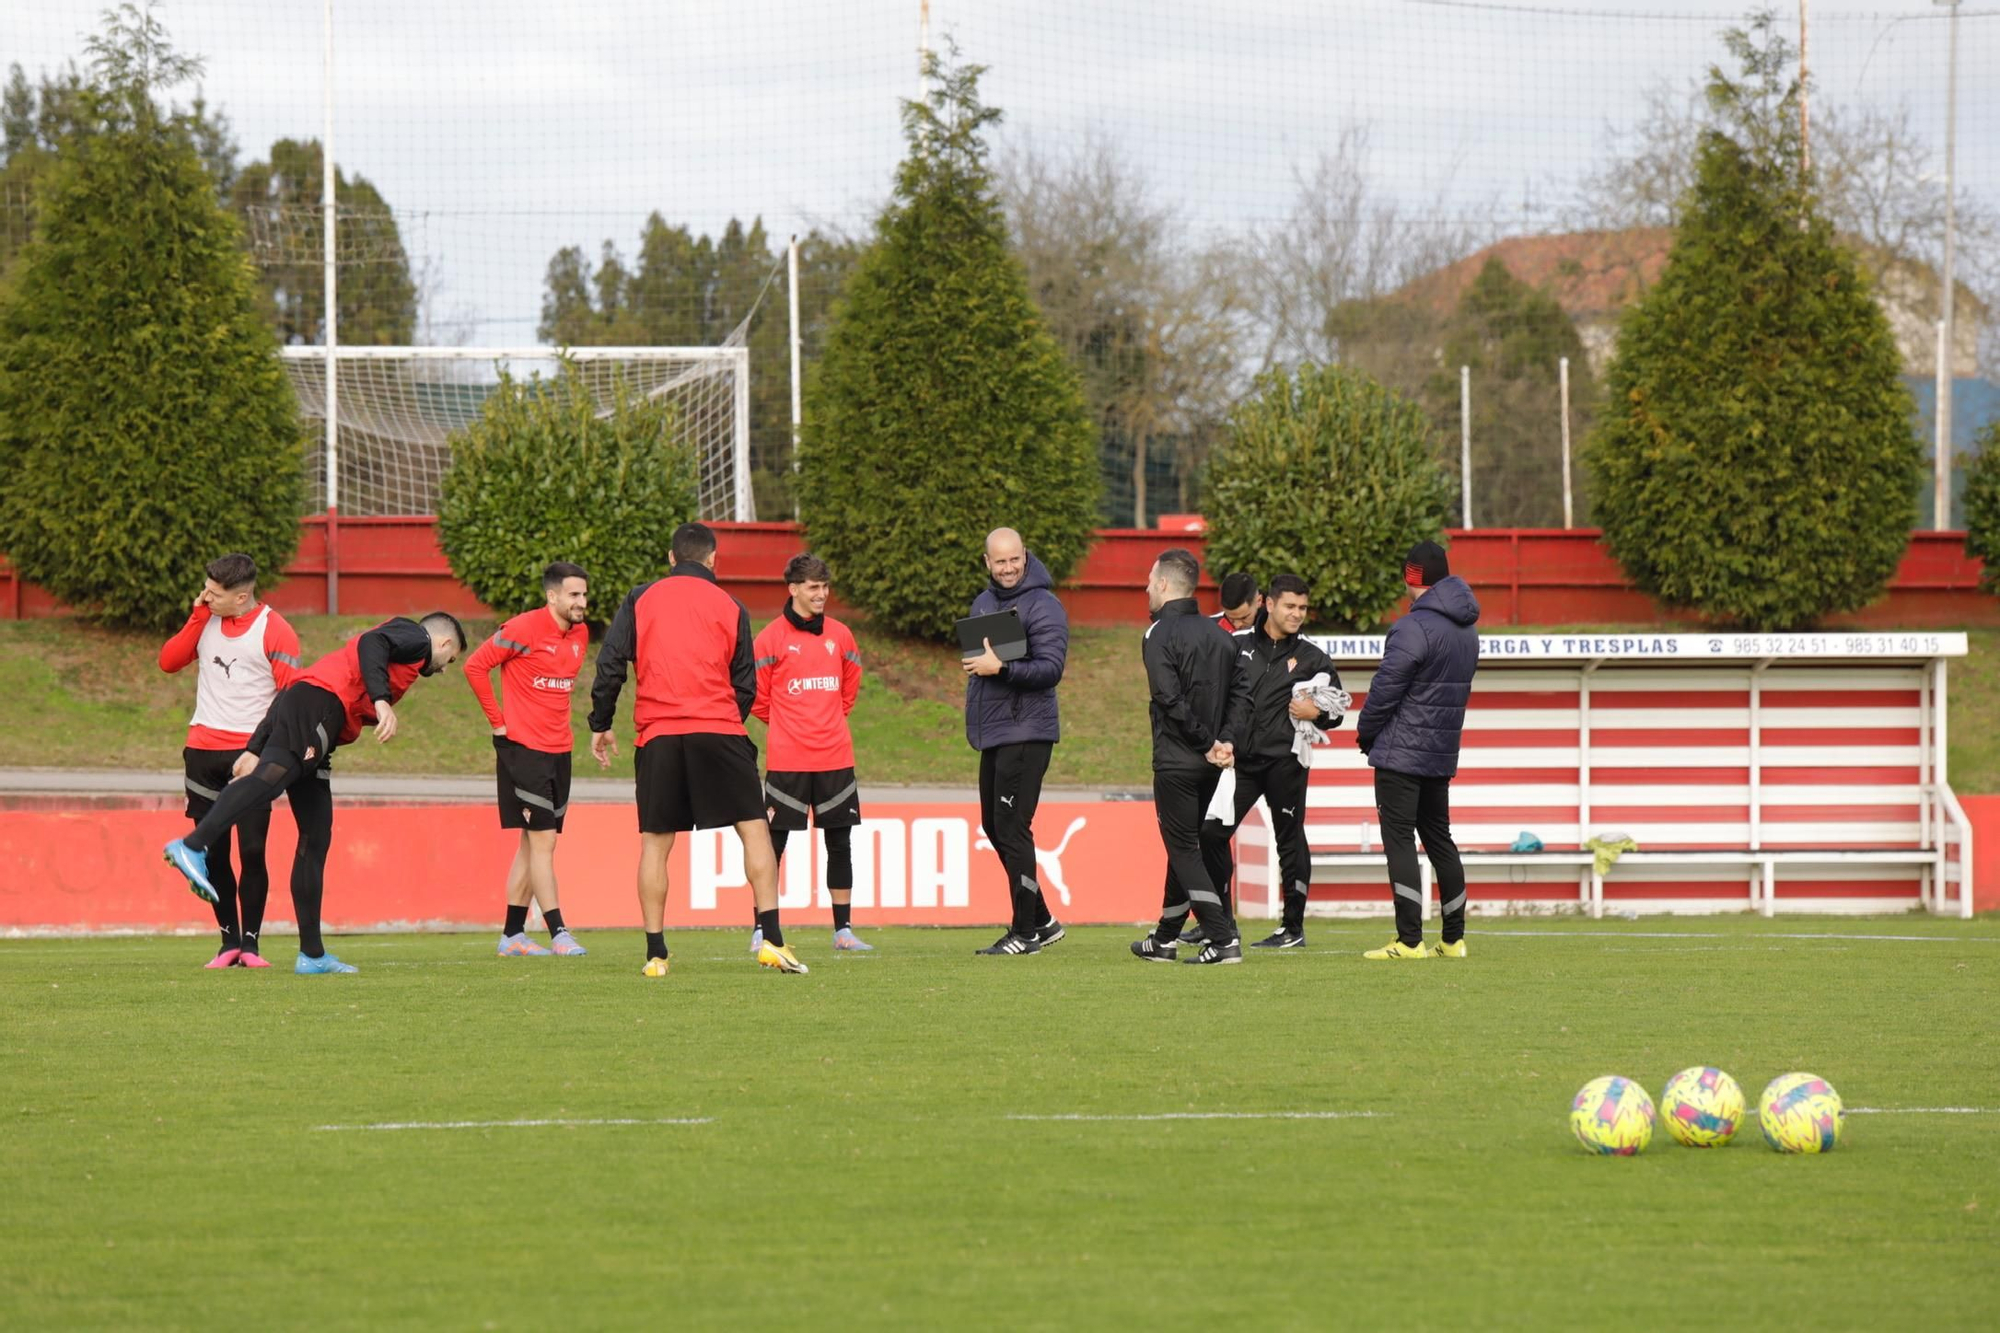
[955,608,1028,662]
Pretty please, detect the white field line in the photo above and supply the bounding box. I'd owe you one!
[1846,1107,2000,1115]
[313,1117,713,1132]
[1000,1104,1392,1112]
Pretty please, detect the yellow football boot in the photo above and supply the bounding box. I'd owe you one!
[1363,940,1432,960]
[757,941,810,974]
[641,956,671,978]
[1432,939,1468,959]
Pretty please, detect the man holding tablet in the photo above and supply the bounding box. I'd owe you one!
[960,527,1069,956]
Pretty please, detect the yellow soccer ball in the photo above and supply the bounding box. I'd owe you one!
[1570,1075,1655,1156]
[1758,1072,1844,1154]
[1660,1066,1745,1148]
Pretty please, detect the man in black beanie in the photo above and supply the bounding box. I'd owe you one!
[1354,541,1480,959]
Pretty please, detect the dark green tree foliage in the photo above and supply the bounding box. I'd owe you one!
[229,138,416,344]
[1585,15,1920,630]
[539,215,860,519]
[2,56,236,275]
[1961,419,2000,593]
[797,51,1099,638]
[0,4,301,629]
[1204,362,1452,630]
[437,361,698,624]
[1427,258,1596,528]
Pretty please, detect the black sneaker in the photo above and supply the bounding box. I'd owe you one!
[1176,926,1209,948]
[1036,918,1066,947]
[1183,937,1243,965]
[976,931,1042,955]
[1129,935,1177,962]
[1250,928,1306,949]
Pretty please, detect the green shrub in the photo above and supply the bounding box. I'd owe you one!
[437,361,698,623]
[1962,419,2000,593]
[798,50,1099,638]
[0,16,302,630]
[1203,363,1452,630]
[1584,17,1920,630]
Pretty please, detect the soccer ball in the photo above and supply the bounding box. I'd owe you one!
[1758,1072,1844,1154]
[1570,1075,1656,1155]
[1659,1066,1745,1148]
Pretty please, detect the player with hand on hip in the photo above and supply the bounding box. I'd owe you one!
[463,562,591,958]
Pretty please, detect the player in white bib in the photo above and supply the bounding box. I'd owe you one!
[158,554,302,968]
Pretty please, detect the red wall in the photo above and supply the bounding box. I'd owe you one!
[4,519,1995,628]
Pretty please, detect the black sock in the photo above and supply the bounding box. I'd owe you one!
[504,904,529,937]
[756,909,784,948]
[240,929,260,957]
[544,908,566,938]
[645,931,668,960]
[832,900,852,932]
[218,928,241,955]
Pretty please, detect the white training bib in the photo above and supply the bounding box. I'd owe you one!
[190,604,279,735]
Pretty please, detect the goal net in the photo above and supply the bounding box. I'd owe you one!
[281,342,753,520]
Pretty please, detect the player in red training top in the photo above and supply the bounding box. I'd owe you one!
[163,612,467,975]
[158,553,302,969]
[463,562,590,958]
[750,553,868,952]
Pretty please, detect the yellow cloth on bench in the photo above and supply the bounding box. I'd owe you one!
[1583,834,1639,877]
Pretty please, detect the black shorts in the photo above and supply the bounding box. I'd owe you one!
[763,768,862,831]
[259,683,347,774]
[635,732,764,834]
[182,746,249,820]
[495,737,573,832]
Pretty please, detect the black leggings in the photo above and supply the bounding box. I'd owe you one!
[188,748,336,957]
[768,825,855,891]
[202,811,272,948]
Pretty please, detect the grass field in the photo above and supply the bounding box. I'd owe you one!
[9,618,2000,794]
[3,918,1996,1329]
[0,616,1158,789]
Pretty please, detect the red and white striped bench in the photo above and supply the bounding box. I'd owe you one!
[1236,631,1974,919]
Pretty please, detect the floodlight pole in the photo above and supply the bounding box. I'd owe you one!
[1935,0,1960,531]
[322,0,340,614]
[1460,365,1473,529]
[788,235,803,520]
[1559,356,1574,530]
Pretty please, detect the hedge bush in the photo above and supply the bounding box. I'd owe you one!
[1962,419,2000,593]
[797,50,1099,638]
[1584,21,1920,630]
[437,361,697,623]
[0,48,302,629]
[1203,363,1452,630]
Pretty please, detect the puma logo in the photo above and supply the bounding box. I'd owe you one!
[211,655,234,677]
[999,795,1015,807]
[1239,650,1253,658]
[1280,807,1297,818]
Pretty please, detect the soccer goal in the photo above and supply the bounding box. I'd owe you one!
[280,343,754,521]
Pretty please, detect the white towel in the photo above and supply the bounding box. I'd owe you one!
[1204,767,1237,825]
[1291,673,1352,768]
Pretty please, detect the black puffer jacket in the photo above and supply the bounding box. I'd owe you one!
[1143,598,1237,771]
[1355,575,1481,778]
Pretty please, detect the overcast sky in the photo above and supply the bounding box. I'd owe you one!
[4,1,1993,344]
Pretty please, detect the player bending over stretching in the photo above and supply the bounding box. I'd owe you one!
[163,613,467,974]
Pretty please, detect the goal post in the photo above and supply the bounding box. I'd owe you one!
[280,344,755,522]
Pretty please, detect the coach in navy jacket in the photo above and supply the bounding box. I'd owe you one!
[961,528,1068,954]
[1355,541,1479,959]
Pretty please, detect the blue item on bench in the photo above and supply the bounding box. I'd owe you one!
[1510,831,1543,853]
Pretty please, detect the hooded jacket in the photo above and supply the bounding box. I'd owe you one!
[1143,597,1237,771]
[964,552,1068,750]
[1355,575,1481,778]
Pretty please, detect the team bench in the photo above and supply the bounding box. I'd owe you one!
[1236,632,1974,921]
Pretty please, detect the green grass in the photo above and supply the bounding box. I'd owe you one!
[0,616,1155,789]
[2,918,1996,1328]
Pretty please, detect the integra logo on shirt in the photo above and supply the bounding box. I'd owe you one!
[785,674,839,695]
[530,675,576,692]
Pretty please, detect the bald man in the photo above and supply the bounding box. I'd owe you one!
[961,528,1069,955]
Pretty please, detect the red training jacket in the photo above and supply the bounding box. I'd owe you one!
[751,611,861,771]
[463,608,587,753]
[297,618,435,745]
[587,565,754,746]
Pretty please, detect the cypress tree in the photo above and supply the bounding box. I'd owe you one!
[1585,16,1919,629]
[798,50,1098,638]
